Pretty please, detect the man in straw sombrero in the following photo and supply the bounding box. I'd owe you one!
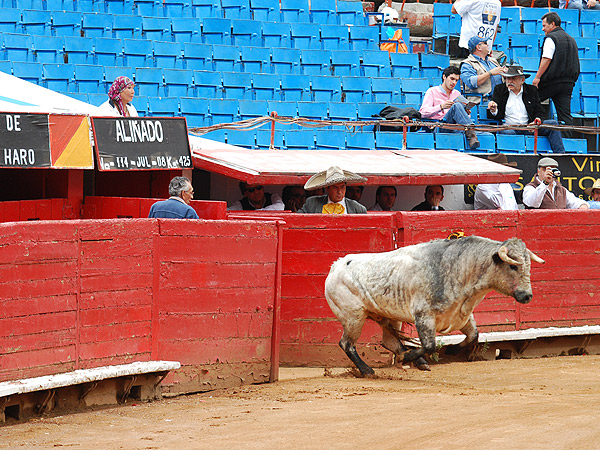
[474,154,519,210]
[584,178,600,209]
[298,166,367,214]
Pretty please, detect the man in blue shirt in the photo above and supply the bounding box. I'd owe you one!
[148,176,199,219]
[460,35,507,104]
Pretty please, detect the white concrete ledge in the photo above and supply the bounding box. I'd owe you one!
[437,325,600,346]
[0,361,181,398]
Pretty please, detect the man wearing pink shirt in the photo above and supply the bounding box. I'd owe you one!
[419,66,480,149]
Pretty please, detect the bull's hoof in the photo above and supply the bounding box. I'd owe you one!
[414,360,430,371]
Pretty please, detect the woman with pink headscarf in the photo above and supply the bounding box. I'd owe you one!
[99,76,138,117]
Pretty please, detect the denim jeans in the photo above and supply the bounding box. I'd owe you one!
[499,119,565,153]
[441,102,474,126]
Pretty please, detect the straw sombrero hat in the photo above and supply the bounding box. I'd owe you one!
[584,179,600,196]
[303,166,367,190]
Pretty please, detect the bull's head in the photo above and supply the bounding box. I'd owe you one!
[495,239,545,304]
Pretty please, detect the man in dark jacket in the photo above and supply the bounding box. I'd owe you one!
[487,65,565,153]
[532,12,579,132]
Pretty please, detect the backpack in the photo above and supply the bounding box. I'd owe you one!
[378,106,421,132]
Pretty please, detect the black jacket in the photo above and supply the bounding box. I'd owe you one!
[487,82,545,123]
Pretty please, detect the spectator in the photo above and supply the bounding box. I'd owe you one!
[559,0,600,9]
[523,157,589,209]
[584,179,600,209]
[298,166,367,214]
[532,12,580,133]
[282,185,307,212]
[474,154,519,210]
[411,185,446,211]
[148,176,198,219]
[98,76,138,117]
[345,185,365,203]
[420,66,480,149]
[228,182,284,211]
[452,0,501,58]
[460,36,507,104]
[487,65,565,154]
[369,186,397,211]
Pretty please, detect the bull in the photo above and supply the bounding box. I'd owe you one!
[324,236,545,375]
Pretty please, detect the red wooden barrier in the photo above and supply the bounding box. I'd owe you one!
[0,199,74,223]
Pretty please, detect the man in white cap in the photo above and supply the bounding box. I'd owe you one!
[523,157,589,209]
[474,154,519,210]
[584,179,600,209]
[460,35,507,104]
[298,166,367,214]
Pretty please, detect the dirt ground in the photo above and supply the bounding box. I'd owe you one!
[1,355,600,450]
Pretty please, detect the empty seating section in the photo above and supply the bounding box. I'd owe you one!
[0,1,594,153]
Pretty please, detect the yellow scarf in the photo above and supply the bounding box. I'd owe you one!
[322,203,345,214]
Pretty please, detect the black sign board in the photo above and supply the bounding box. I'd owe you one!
[464,154,600,204]
[0,113,51,168]
[92,117,193,171]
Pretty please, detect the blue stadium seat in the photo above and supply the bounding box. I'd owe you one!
[153,40,183,69]
[222,71,253,99]
[231,19,262,47]
[82,12,113,38]
[261,21,291,48]
[133,0,162,16]
[15,0,44,8]
[371,77,401,104]
[435,132,465,151]
[315,129,346,149]
[579,9,600,38]
[520,8,545,34]
[208,98,240,124]
[297,101,327,120]
[300,49,331,76]
[346,131,375,150]
[47,0,77,10]
[331,50,360,76]
[280,0,310,23]
[148,96,179,117]
[202,129,226,140]
[238,99,268,120]
[227,130,256,148]
[290,22,321,50]
[12,61,43,84]
[563,138,588,154]
[496,134,526,154]
[310,0,337,25]
[0,9,22,34]
[406,131,434,150]
[104,0,134,14]
[182,42,213,70]
[21,9,52,35]
[577,37,598,59]
[515,56,539,79]
[88,92,108,107]
[284,129,316,150]
[104,65,133,92]
[256,128,284,149]
[360,50,391,78]
[493,32,510,60]
[65,92,90,102]
[272,47,301,74]
[93,37,124,66]
[112,14,143,39]
[375,131,403,150]
[163,68,194,96]
[3,33,34,63]
[134,67,164,97]
[241,46,271,73]
[390,52,419,78]
[337,0,366,26]
[579,59,599,83]
[193,70,222,98]
[525,135,552,153]
[310,75,341,102]
[280,73,310,101]
[42,63,74,92]
[357,102,385,121]
[420,53,449,85]
[499,7,521,35]
[212,44,242,72]
[329,101,358,122]
[348,25,379,51]
[163,0,193,18]
[321,24,350,51]
[342,76,371,103]
[180,97,209,127]
[124,39,153,67]
[74,64,104,93]
[221,0,252,20]
[0,60,12,75]
[51,11,83,37]
[191,0,221,19]
[549,8,578,36]
[65,37,94,65]
[400,78,430,105]
[267,99,297,118]
[142,16,172,41]
[251,73,281,101]
[511,33,540,59]
[477,133,496,152]
[32,35,64,64]
[249,0,280,22]
[171,17,202,43]
[202,17,232,45]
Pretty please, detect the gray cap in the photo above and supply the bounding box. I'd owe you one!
[538,157,559,167]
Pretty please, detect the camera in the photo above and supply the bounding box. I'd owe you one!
[552,168,561,178]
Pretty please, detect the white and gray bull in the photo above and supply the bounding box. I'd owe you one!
[324,236,545,375]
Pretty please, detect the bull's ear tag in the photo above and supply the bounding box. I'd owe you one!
[447,231,465,240]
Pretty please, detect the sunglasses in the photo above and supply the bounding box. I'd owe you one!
[246,186,263,193]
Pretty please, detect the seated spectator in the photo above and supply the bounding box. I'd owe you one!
[559,0,599,13]
[148,176,198,219]
[474,154,519,210]
[98,76,138,117]
[487,65,565,154]
[282,185,307,212]
[228,182,284,211]
[298,166,367,214]
[369,186,397,211]
[411,185,446,211]
[585,179,600,209]
[460,36,507,104]
[420,66,480,149]
[345,185,365,203]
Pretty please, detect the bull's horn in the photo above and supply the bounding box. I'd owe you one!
[528,249,545,264]
[498,245,523,265]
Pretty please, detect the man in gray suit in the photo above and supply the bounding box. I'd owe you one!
[298,166,367,214]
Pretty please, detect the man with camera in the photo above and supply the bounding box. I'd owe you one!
[523,157,589,209]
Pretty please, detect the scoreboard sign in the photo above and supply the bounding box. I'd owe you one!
[92,117,193,171]
[0,113,51,168]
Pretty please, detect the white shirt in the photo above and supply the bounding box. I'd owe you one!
[454,0,501,49]
[542,38,556,59]
[522,177,587,209]
[98,100,139,117]
[504,87,529,125]
[474,183,518,210]
[327,197,349,214]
